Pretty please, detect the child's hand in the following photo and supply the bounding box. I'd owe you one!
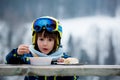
[57,58,64,63]
[17,44,30,55]
[57,58,79,64]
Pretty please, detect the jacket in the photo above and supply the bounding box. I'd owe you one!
[6,48,77,80]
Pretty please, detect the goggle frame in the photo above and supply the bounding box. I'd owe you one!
[33,18,59,33]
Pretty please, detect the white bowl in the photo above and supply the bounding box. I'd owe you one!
[29,57,52,65]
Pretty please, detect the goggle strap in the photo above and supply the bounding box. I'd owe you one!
[58,25,62,32]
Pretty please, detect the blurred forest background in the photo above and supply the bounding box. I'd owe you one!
[0,0,120,80]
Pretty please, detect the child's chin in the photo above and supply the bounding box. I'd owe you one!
[42,51,49,54]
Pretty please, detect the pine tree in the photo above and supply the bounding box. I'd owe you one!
[67,34,74,56]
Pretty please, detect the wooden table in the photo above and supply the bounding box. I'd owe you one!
[0,64,120,76]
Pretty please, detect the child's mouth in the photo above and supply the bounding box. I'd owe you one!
[43,48,48,51]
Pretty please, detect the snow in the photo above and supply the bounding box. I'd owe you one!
[61,16,120,42]
[60,16,120,64]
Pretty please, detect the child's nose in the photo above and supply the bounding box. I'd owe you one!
[43,40,48,45]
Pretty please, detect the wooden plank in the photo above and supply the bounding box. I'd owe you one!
[0,64,120,76]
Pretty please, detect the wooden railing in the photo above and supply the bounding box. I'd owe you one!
[0,64,120,76]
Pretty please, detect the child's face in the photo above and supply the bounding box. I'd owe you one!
[37,36,55,54]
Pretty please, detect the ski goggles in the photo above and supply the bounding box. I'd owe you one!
[33,18,62,33]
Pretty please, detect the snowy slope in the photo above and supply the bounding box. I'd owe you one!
[60,16,120,64]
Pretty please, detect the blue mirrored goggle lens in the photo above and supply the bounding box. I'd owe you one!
[33,18,56,32]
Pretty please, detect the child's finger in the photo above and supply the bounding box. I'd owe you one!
[57,58,64,63]
[17,44,30,55]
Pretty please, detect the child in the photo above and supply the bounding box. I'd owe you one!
[6,16,77,80]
